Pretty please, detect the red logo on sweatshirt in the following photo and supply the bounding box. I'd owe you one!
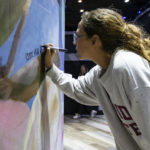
[114,104,142,136]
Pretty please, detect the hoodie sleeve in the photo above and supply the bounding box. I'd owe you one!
[46,64,99,106]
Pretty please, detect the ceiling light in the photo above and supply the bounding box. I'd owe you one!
[78,0,83,3]
[138,10,141,14]
[123,16,126,20]
[80,9,84,13]
[124,0,130,3]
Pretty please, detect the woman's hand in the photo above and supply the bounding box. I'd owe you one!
[43,43,56,69]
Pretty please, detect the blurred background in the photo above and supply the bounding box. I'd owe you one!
[65,0,150,31]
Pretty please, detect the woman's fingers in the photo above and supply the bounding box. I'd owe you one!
[43,43,56,69]
[42,43,53,49]
[45,43,53,47]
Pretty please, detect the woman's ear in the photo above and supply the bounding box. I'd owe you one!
[92,34,102,48]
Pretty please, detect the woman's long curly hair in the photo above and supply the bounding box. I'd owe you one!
[81,8,150,61]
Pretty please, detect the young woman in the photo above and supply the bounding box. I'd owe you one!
[44,8,150,150]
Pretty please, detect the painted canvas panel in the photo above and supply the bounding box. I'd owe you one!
[0,0,65,149]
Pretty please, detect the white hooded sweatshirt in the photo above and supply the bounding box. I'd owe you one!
[47,50,150,150]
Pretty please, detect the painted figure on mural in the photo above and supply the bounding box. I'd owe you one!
[44,8,150,150]
[0,0,32,78]
[0,0,63,149]
[0,0,34,149]
[0,0,34,97]
[0,0,46,149]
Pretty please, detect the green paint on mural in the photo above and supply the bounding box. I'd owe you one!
[0,0,26,46]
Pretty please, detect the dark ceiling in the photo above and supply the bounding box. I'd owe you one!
[65,0,150,31]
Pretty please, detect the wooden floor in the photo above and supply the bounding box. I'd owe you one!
[64,115,116,150]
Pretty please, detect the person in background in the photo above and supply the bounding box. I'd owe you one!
[44,8,150,150]
[73,64,98,119]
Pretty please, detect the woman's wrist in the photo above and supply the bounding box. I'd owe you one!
[45,64,53,72]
